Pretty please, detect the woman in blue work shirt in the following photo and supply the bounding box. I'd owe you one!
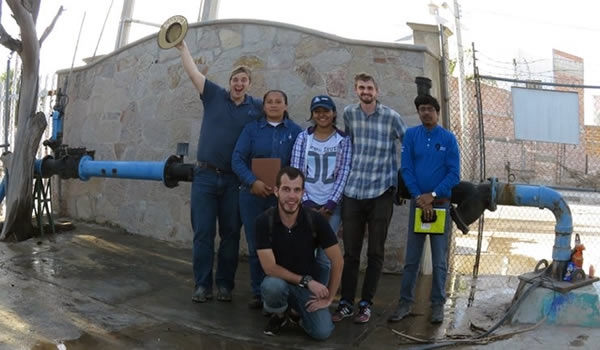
[232,90,302,309]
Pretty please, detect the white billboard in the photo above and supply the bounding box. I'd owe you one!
[512,87,580,144]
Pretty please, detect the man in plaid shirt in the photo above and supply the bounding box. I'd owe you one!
[332,73,407,324]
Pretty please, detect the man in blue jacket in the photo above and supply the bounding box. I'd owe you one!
[388,94,460,324]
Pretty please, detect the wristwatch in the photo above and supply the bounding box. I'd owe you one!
[299,275,313,288]
[431,191,437,198]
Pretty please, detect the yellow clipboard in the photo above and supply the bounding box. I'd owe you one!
[414,208,446,234]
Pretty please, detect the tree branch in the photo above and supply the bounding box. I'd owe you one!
[0,23,22,52]
[39,5,63,46]
[21,0,39,22]
[7,0,39,72]
[31,0,41,24]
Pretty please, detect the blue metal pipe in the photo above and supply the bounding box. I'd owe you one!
[51,110,62,141]
[0,176,5,204]
[78,155,168,183]
[34,158,43,177]
[493,182,573,262]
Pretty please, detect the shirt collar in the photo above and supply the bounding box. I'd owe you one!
[273,206,305,228]
[226,91,250,105]
[375,101,384,115]
[259,116,290,129]
[357,101,383,117]
[307,125,342,136]
[421,124,441,134]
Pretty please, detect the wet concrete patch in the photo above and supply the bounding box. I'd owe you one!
[2,222,600,350]
[32,323,279,350]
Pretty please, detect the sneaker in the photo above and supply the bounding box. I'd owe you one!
[353,301,371,324]
[431,304,444,324]
[263,314,287,336]
[248,295,263,309]
[388,300,412,322]
[287,308,301,326]
[216,287,232,302]
[331,301,354,322]
[191,287,213,303]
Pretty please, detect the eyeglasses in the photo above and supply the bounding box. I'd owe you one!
[418,106,436,113]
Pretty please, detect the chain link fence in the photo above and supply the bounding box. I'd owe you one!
[0,54,19,156]
[445,45,600,281]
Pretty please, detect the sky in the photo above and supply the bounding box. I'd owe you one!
[1,0,600,122]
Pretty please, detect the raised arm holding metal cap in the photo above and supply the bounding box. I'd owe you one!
[159,15,263,304]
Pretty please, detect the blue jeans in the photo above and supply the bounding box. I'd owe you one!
[261,276,335,340]
[239,189,277,297]
[191,167,241,291]
[314,205,341,286]
[399,199,451,305]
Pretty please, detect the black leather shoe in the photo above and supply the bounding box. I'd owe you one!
[248,295,263,309]
[216,287,232,302]
[431,304,444,324]
[388,300,412,322]
[191,286,213,303]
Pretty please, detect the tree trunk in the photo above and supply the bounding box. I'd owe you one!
[1,112,47,241]
[0,0,44,241]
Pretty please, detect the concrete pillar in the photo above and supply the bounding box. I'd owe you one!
[407,22,445,57]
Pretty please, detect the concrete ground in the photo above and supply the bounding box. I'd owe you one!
[0,222,598,350]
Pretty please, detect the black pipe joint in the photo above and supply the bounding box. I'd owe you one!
[163,155,194,188]
[38,147,95,179]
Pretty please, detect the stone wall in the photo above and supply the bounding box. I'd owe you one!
[56,19,443,272]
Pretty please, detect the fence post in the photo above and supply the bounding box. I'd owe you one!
[3,54,12,154]
[471,43,486,278]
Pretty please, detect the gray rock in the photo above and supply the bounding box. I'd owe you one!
[219,28,241,50]
[295,62,323,88]
[310,48,352,72]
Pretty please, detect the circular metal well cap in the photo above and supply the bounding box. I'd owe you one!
[157,15,188,49]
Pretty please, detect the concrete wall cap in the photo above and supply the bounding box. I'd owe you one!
[57,18,431,74]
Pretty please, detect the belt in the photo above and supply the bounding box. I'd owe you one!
[196,161,232,175]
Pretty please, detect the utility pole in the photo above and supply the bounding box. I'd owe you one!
[198,0,220,22]
[453,0,466,139]
[115,0,135,50]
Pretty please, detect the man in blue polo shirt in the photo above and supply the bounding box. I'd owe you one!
[388,94,460,324]
[176,40,262,303]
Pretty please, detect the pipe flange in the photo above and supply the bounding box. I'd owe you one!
[163,155,181,188]
[488,176,498,211]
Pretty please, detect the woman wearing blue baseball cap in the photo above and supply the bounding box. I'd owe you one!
[291,95,352,285]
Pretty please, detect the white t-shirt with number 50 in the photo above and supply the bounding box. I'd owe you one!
[304,132,344,205]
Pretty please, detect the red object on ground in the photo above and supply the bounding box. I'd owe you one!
[572,244,585,269]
